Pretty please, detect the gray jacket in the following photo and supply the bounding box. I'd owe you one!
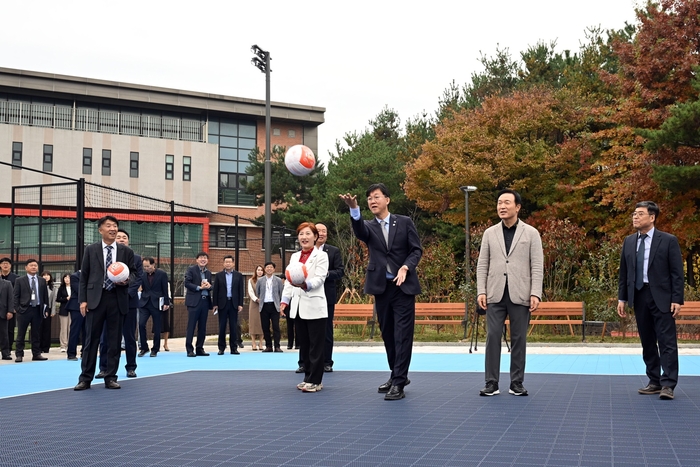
[255,274,283,312]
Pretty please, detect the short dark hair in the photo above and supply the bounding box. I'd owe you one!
[196,252,209,259]
[26,258,38,266]
[223,255,234,262]
[142,256,156,265]
[366,183,390,198]
[497,189,522,206]
[97,215,119,228]
[0,257,11,265]
[636,201,659,221]
[264,261,276,269]
[117,228,129,239]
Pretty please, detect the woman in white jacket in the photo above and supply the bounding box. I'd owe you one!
[280,222,329,393]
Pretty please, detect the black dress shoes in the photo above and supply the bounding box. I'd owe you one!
[74,381,91,391]
[95,371,106,379]
[33,355,48,361]
[187,352,196,357]
[104,380,121,389]
[295,366,305,373]
[231,349,240,355]
[67,356,78,361]
[14,356,22,363]
[217,350,225,355]
[378,378,410,393]
[1,355,12,360]
[196,351,210,356]
[138,350,148,357]
[324,365,333,373]
[262,347,273,353]
[274,347,284,353]
[126,370,137,378]
[150,351,157,357]
[384,385,405,400]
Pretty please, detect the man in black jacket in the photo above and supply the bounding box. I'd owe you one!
[212,255,244,355]
[0,277,14,360]
[138,257,170,357]
[315,223,344,373]
[13,259,50,362]
[0,257,18,352]
[184,252,213,357]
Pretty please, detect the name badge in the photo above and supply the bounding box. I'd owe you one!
[31,291,36,301]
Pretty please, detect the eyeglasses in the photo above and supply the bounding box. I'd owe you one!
[367,196,385,202]
[631,211,648,218]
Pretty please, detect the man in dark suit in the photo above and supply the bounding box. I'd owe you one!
[0,277,14,360]
[0,257,18,352]
[618,201,684,400]
[184,252,213,357]
[316,223,345,373]
[13,258,50,362]
[212,255,244,355]
[341,183,423,400]
[138,256,170,356]
[66,270,84,361]
[98,229,142,378]
[74,216,136,390]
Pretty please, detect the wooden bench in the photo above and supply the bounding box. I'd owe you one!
[505,301,586,341]
[675,301,700,339]
[414,303,468,336]
[333,304,376,338]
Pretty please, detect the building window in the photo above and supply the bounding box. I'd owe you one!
[209,117,256,205]
[183,156,191,181]
[273,128,280,136]
[83,148,92,174]
[130,152,139,178]
[209,226,247,249]
[165,154,174,180]
[11,142,22,169]
[102,149,111,176]
[288,129,296,138]
[42,144,53,172]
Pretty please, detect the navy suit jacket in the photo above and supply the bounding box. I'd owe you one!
[351,213,422,296]
[79,242,136,315]
[139,268,170,311]
[13,274,49,315]
[184,264,212,309]
[211,269,245,310]
[320,243,344,305]
[66,271,81,312]
[127,254,143,309]
[0,278,14,319]
[618,228,684,312]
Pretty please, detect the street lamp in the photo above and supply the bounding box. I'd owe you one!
[460,185,477,338]
[251,44,272,262]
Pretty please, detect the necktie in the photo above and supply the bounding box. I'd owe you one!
[380,219,392,274]
[635,233,647,290]
[30,276,38,307]
[104,245,114,290]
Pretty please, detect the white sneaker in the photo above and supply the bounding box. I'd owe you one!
[60,349,66,353]
[302,383,323,393]
[297,381,306,390]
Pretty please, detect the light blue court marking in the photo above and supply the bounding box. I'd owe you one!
[1,352,699,399]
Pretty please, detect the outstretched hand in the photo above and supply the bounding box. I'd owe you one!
[339,193,358,209]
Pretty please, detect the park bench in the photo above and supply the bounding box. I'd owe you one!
[414,303,469,335]
[675,301,700,339]
[333,304,376,338]
[505,301,587,341]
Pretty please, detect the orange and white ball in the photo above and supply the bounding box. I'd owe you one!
[107,262,130,283]
[285,262,308,286]
[284,144,316,176]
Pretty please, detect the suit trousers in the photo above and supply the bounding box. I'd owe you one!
[100,306,137,373]
[15,306,42,358]
[217,300,238,352]
[186,299,209,353]
[40,314,52,353]
[374,280,415,387]
[80,290,124,383]
[0,318,10,357]
[324,301,336,367]
[485,286,529,385]
[296,316,327,384]
[286,315,296,348]
[7,315,15,351]
[634,285,679,388]
[139,305,162,352]
[67,309,85,359]
[260,302,281,348]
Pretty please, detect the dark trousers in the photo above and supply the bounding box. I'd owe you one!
[0,317,10,358]
[260,302,281,348]
[67,309,85,358]
[374,280,415,387]
[485,286,530,385]
[40,314,52,353]
[186,299,209,353]
[15,307,43,358]
[634,285,679,389]
[79,290,124,383]
[217,301,239,352]
[286,315,296,348]
[7,315,15,351]
[297,317,327,385]
[99,306,137,372]
[324,302,336,367]
[139,306,162,353]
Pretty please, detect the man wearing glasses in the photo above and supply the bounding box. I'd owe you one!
[618,201,684,400]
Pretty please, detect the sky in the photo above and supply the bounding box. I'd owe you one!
[2,0,640,165]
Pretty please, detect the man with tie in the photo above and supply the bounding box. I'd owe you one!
[0,257,18,352]
[74,215,136,390]
[618,201,684,400]
[212,255,244,355]
[184,252,213,357]
[13,258,50,362]
[0,276,13,360]
[477,189,543,397]
[340,183,423,401]
[138,256,170,357]
[315,223,345,373]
